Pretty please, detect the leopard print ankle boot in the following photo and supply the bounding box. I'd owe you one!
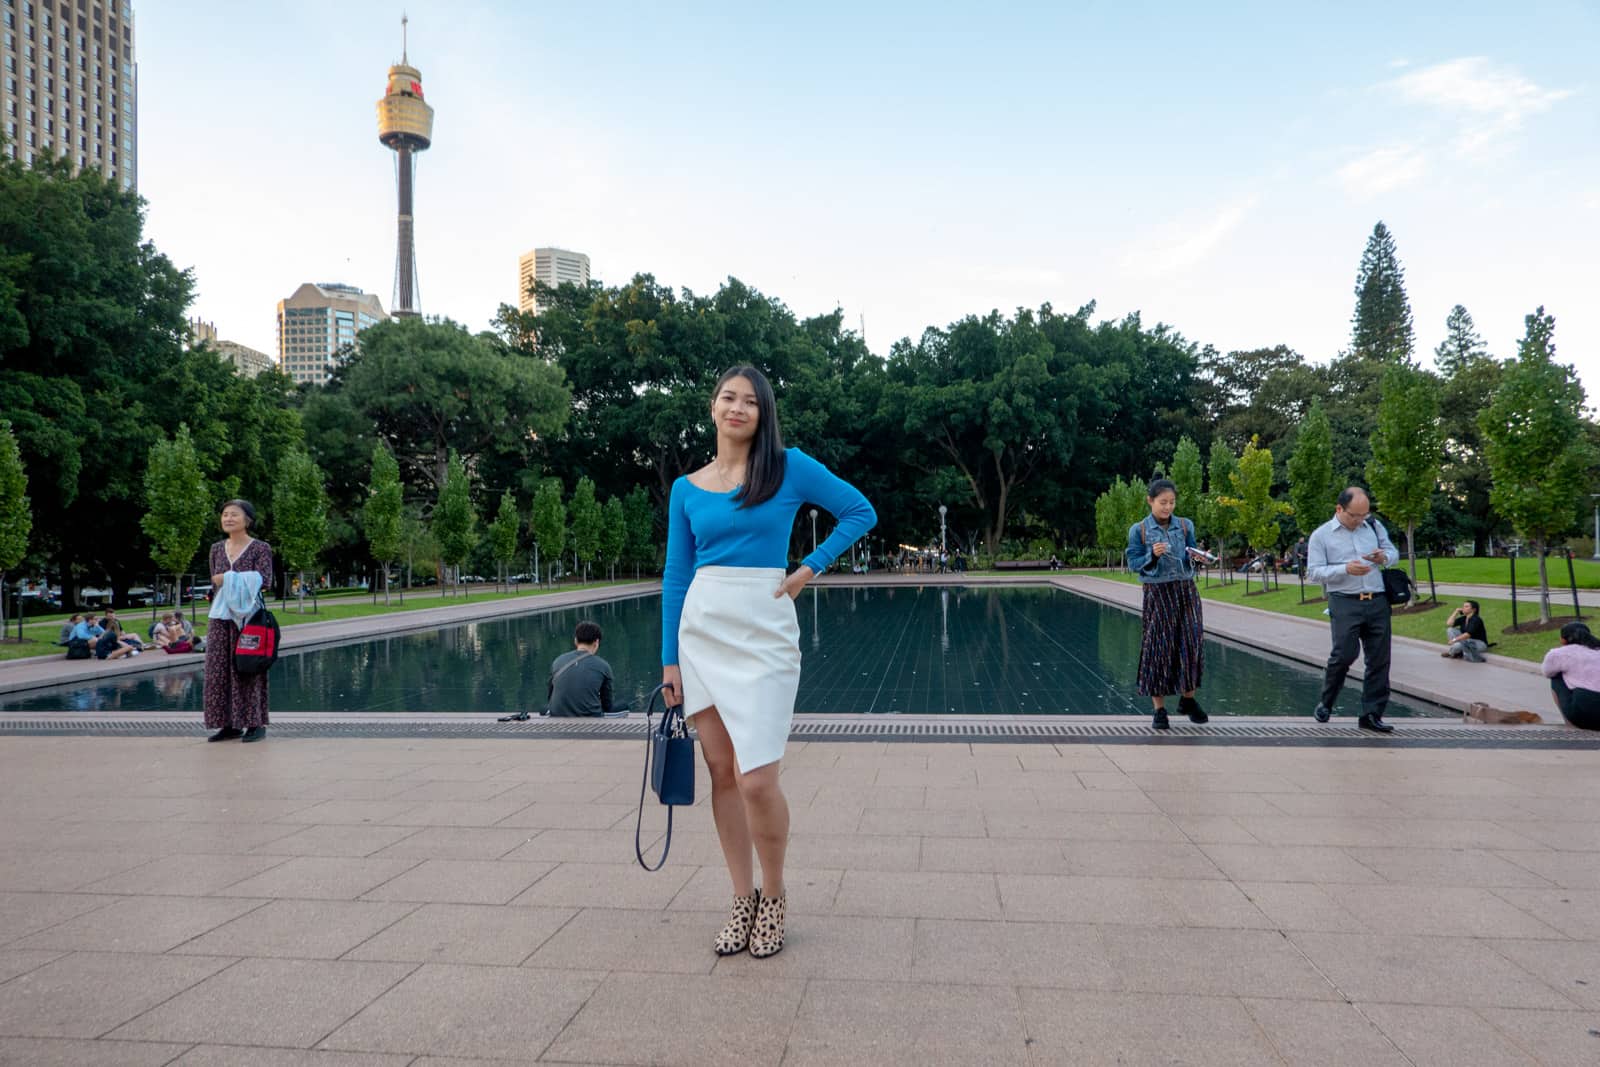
[748,890,786,958]
[713,889,760,956]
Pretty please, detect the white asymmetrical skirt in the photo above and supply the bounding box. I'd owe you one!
[678,566,802,773]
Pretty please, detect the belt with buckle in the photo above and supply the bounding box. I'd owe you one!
[1332,592,1376,601]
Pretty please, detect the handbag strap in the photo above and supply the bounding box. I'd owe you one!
[635,683,674,871]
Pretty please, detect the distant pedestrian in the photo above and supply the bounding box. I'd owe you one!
[545,621,626,717]
[1125,478,1209,730]
[1542,622,1600,731]
[203,499,275,743]
[1306,487,1398,733]
[1441,600,1488,663]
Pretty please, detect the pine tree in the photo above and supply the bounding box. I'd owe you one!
[570,477,603,583]
[1433,304,1488,376]
[362,442,404,605]
[488,489,521,590]
[1434,305,1503,555]
[433,449,479,597]
[1480,308,1595,624]
[273,448,331,612]
[1366,364,1443,576]
[531,478,567,584]
[1350,221,1414,363]
[601,496,627,581]
[1287,401,1336,537]
[140,425,206,607]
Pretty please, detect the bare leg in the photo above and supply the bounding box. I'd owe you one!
[1181,690,1196,699]
[692,708,755,896]
[738,762,789,898]
[1150,697,1165,710]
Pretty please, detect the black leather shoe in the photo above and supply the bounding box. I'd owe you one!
[1152,709,1170,731]
[1313,704,1332,724]
[1180,696,1208,724]
[207,728,242,742]
[241,727,267,743]
[1358,714,1394,734]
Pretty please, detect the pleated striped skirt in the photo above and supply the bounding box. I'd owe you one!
[1136,579,1205,697]
[677,566,802,773]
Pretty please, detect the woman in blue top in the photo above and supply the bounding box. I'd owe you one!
[662,364,875,960]
[1125,478,1209,730]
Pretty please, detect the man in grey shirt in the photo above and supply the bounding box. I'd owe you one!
[546,621,623,718]
[1306,487,1399,733]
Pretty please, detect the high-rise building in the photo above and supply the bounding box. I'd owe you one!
[188,318,275,378]
[376,16,432,317]
[2,0,138,190]
[517,247,590,313]
[276,283,387,386]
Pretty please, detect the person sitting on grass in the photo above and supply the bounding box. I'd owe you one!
[58,613,83,645]
[150,613,176,648]
[1441,600,1489,663]
[173,609,203,651]
[1543,622,1600,731]
[98,609,144,657]
[64,614,101,659]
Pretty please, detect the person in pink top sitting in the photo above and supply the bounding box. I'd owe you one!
[1542,622,1600,731]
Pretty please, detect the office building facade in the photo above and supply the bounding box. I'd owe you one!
[2,0,137,190]
[188,318,277,379]
[517,247,590,313]
[276,283,387,386]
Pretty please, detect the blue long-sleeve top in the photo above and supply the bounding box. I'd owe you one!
[662,447,876,665]
[1125,514,1200,584]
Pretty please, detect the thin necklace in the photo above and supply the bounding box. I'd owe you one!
[713,458,744,490]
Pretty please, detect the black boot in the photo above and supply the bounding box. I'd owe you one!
[1179,696,1208,724]
[241,726,267,743]
[1358,714,1394,734]
[1152,708,1170,730]
[207,728,242,742]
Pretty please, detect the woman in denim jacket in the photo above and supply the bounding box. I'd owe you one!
[1125,478,1209,730]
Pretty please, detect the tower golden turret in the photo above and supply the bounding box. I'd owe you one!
[376,15,433,317]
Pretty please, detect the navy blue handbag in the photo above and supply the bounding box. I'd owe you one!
[635,683,694,871]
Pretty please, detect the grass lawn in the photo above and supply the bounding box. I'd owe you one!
[1070,570,1581,665]
[0,581,641,663]
[1417,556,1599,589]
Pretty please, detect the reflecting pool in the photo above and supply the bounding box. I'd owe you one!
[0,586,1443,717]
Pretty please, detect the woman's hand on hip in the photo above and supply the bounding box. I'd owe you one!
[777,566,815,600]
[661,665,683,706]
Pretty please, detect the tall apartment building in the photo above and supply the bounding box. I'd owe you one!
[517,247,590,313]
[188,318,275,379]
[276,283,387,386]
[2,0,138,190]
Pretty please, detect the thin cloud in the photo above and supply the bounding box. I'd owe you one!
[1119,196,1257,279]
[1389,57,1573,154]
[1337,144,1428,199]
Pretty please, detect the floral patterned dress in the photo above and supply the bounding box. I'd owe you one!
[202,538,275,730]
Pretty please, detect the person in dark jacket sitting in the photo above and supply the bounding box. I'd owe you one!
[545,621,627,717]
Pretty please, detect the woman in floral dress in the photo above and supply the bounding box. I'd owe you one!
[203,499,275,743]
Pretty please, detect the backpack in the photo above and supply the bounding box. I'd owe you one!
[64,638,92,660]
[232,598,281,675]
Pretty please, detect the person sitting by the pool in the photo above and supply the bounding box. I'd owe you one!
[173,610,203,651]
[64,614,101,659]
[1542,621,1600,731]
[1441,600,1489,663]
[97,608,144,658]
[1125,477,1209,731]
[545,620,627,717]
[58,613,83,646]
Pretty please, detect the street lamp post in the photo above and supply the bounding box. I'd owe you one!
[1592,495,1600,560]
[809,509,818,557]
[938,505,948,567]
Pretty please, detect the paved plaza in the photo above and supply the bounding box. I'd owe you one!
[2,733,1599,1065]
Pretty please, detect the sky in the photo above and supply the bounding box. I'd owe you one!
[140,1,1600,391]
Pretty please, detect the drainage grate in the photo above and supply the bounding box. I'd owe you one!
[2,717,1598,748]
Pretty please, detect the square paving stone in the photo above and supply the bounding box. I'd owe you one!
[1234,882,1370,932]
[1198,844,1384,884]
[1496,887,1600,939]
[1488,938,1600,1009]
[1240,999,1409,1066]
[1099,926,1337,999]
[1340,846,1556,888]
[542,971,801,1066]
[1058,840,1226,880]
[369,827,535,860]
[359,859,555,905]
[497,828,654,864]
[0,951,233,1038]
[1289,932,1571,1008]
[493,802,634,830]
[218,857,423,900]
[1018,988,1283,1066]
[997,874,1272,928]
[1320,884,1564,939]
[856,809,983,837]
[524,907,723,975]
[1492,849,1600,889]
[277,801,423,826]
[784,980,1028,1066]
[78,852,291,896]
[106,957,417,1048]
[168,1048,413,1066]
[1358,1003,1538,1066]
[0,850,156,892]
[712,913,915,982]
[380,800,531,827]
[910,918,1114,988]
[784,833,922,872]
[344,903,575,966]
[12,895,265,953]
[985,812,1188,843]
[321,962,601,1060]
[509,861,693,910]
[671,866,843,914]
[1475,1006,1600,1065]
[251,825,424,858]
[172,899,420,959]
[0,950,64,984]
[831,871,1000,920]
[917,837,1072,875]
[0,892,116,946]
[0,1036,191,1066]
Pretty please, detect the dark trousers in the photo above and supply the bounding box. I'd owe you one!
[1552,678,1600,731]
[1320,594,1391,718]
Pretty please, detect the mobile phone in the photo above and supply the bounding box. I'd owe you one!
[1187,548,1219,565]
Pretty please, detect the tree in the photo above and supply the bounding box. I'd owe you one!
[622,485,655,576]
[600,496,627,582]
[1219,437,1291,555]
[531,478,566,584]
[1480,308,1596,624]
[433,449,479,597]
[1287,400,1336,537]
[570,476,603,583]
[398,508,436,589]
[1169,437,1203,514]
[273,448,330,612]
[1434,304,1489,376]
[362,442,404,605]
[1434,306,1503,555]
[1197,439,1240,551]
[0,420,31,634]
[488,489,521,590]
[1350,221,1414,364]
[1366,363,1443,576]
[139,425,207,610]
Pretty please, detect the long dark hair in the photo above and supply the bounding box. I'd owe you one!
[1561,622,1600,650]
[714,365,786,508]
